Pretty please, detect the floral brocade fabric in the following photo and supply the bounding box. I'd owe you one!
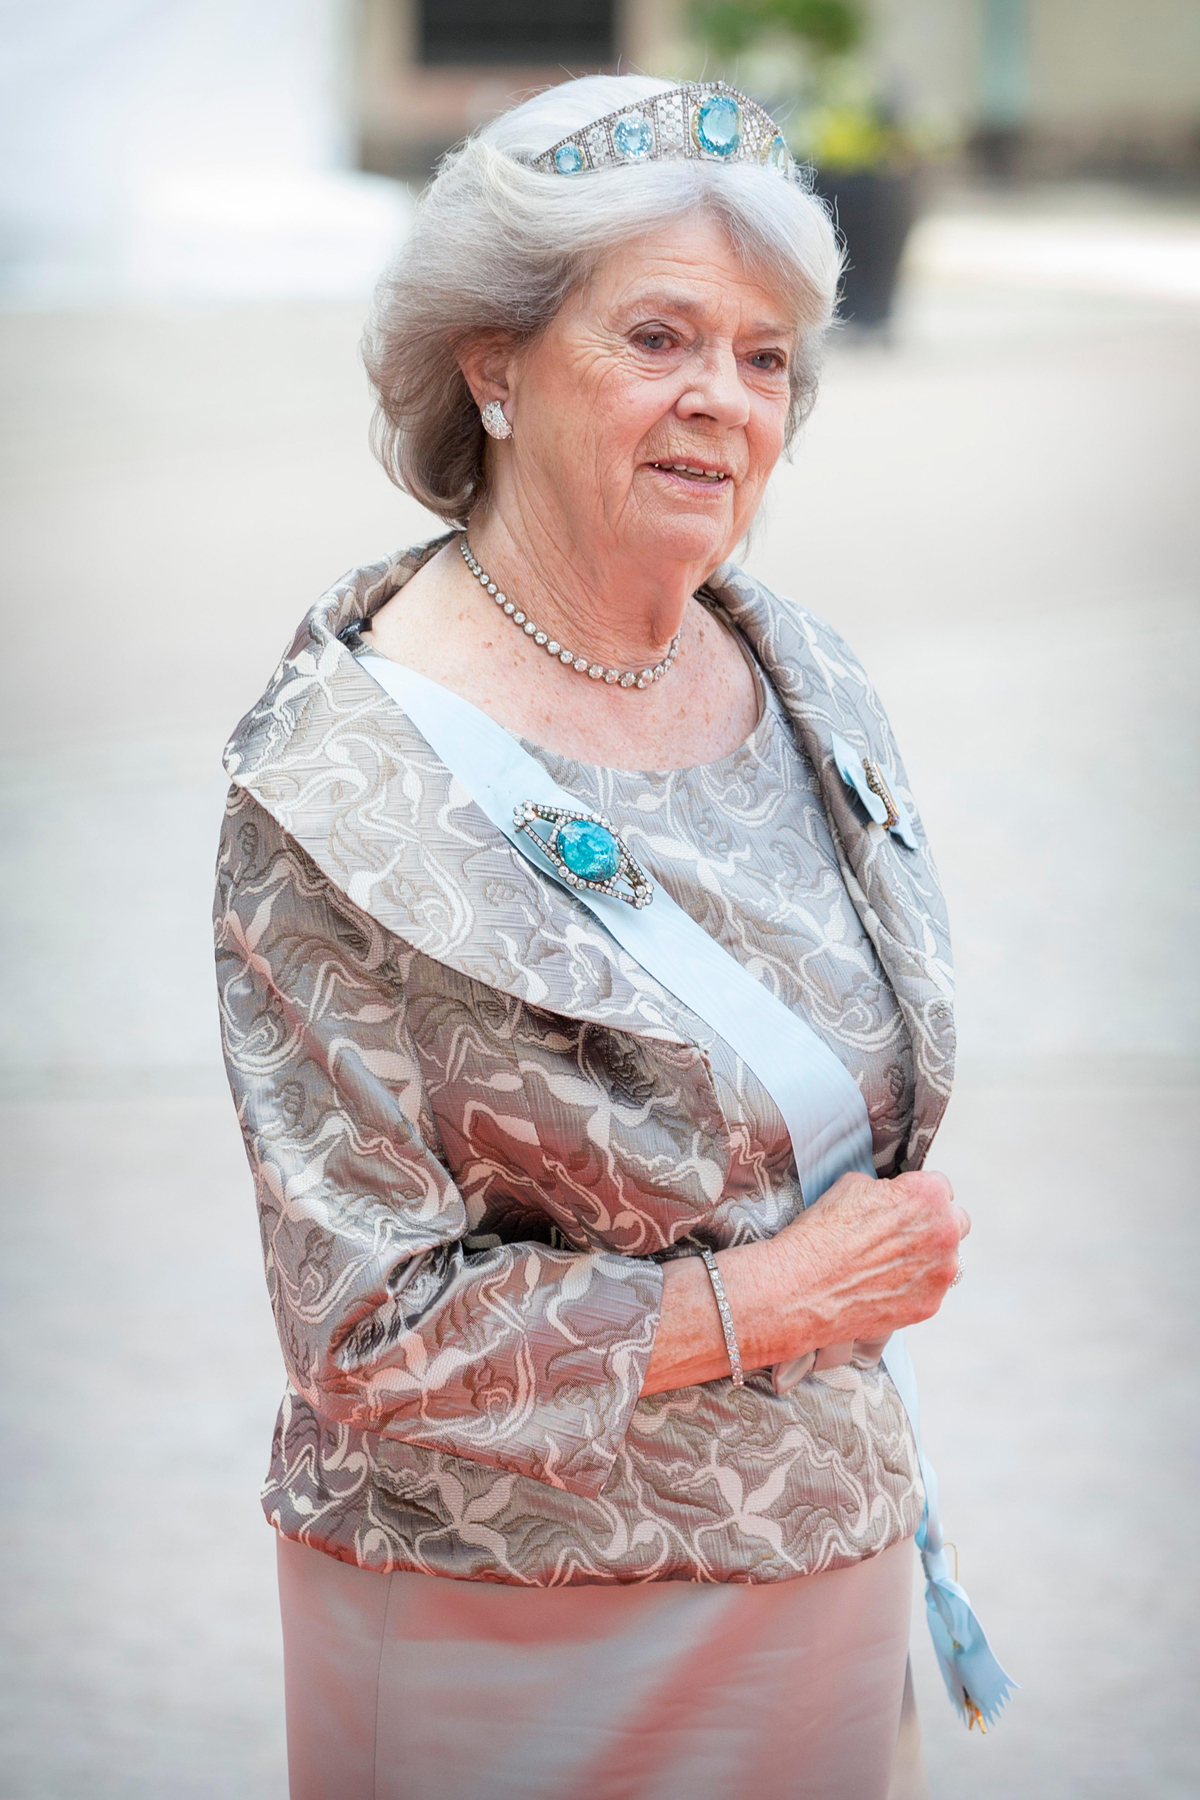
[215,538,956,1585]
[523,660,917,1183]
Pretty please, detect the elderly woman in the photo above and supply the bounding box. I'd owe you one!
[216,73,1008,1800]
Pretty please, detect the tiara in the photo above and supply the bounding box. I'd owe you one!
[531,82,801,183]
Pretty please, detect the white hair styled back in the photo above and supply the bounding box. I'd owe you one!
[363,75,843,526]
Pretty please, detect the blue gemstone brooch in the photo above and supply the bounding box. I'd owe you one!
[513,802,653,908]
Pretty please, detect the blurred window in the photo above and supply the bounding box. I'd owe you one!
[417,0,615,66]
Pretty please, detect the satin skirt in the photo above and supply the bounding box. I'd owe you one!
[277,1534,928,1800]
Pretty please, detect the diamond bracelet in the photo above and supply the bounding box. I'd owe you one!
[698,1246,745,1388]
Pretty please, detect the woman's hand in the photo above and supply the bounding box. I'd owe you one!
[640,1171,969,1397]
[763,1169,970,1356]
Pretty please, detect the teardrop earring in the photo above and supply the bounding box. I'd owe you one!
[480,400,513,441]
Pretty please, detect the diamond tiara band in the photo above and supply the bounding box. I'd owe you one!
[531,82,801,183]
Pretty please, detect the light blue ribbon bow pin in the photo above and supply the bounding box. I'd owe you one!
[831,731,919,849]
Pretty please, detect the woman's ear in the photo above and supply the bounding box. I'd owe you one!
[456,334,517,413]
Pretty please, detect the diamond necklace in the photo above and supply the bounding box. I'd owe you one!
[460,537,682,691]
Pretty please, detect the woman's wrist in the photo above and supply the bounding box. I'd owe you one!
[639,1229,831,1398]
[713,1233,822,1374]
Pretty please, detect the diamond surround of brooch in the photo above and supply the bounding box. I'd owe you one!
[461,537,682,692]
[514,802,653,908]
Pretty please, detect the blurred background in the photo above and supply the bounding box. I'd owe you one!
[1,3,1197,1796]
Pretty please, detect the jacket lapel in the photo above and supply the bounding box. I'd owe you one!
[709,563,956,1166]
[224,543,955,1165]
[223,540,703,1052]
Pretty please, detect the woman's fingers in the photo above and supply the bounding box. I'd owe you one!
[901,1168,969,1245]
[870,1169,964,1302]
[771,1164,971,1347]
[904,1167,953,1208]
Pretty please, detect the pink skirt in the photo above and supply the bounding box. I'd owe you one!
[277,1534,928,1800]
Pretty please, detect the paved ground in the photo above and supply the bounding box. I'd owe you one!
[2,186,1198,1797]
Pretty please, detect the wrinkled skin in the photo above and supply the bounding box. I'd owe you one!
[643,1170,969,1395]
[369,211,786,770]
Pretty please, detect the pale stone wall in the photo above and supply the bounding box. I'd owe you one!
[356,0,1200,176]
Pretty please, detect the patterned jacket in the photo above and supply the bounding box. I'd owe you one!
[215,536,956,1585]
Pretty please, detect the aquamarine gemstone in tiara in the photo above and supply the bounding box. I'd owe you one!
[613,112,654,161]
[694,93,741,157]
[767,133,789,171]
[554,143,585,175]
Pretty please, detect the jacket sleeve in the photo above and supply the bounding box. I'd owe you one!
[214,789,663,1500]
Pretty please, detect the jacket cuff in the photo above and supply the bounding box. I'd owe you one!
[364,1247,664,1499]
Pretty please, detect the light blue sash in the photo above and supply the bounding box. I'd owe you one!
[358,650,1014,1727]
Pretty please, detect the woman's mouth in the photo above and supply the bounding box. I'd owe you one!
[648,461,731,486]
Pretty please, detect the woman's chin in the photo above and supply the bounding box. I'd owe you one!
[627,500,735,567]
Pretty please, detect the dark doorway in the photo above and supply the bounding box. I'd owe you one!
[417,0,616,66]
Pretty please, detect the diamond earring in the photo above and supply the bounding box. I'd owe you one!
[480,400,512,441]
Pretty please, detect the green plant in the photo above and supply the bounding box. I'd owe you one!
[688,0,937,172]
[690,0,866,64]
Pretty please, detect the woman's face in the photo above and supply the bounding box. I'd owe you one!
[494,213,795,573]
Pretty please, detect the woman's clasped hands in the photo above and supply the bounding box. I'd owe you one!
[642,1169,970,1397]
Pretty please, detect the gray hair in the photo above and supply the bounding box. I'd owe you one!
[363,75,843,527]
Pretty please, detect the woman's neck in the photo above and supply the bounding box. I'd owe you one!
[364,522,760,773]
[466,499,706,669]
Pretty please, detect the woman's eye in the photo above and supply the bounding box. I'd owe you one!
[636,330,672,351]
[748,351,786,372]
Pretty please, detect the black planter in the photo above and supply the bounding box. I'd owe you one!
[812,167,921,329]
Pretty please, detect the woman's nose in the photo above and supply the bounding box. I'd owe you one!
[676,345,750,429]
